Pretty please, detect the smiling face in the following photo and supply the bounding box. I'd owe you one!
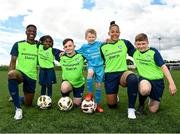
[135,40,149,52]
[26,26,37,43]
[86,33,96,44]
[135,33,149,52]
[108,25,120,42]
[63,40,75,56]
[43,38,53,49]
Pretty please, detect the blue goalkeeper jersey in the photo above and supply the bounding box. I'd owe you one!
[77,41,103,67]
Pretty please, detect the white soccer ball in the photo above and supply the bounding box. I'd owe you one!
[37,95,52,109]
[81,99,97,114]
[58,97,73,111]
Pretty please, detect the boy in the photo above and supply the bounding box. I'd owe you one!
[77,29,104,112]
[60,38,85,106]
[133,33,177,114]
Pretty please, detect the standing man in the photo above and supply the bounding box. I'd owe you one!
[8,24,38,120]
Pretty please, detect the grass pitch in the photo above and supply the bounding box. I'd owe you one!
[0,70,179,133]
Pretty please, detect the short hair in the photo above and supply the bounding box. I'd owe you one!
[135,33,148,42]
[85,29,97,38]
[63,38,74,46]
[39,35,54,46]
[26,24,37,30]
[109,21,119,30]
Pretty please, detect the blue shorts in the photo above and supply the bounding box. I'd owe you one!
[72,84,85,98]
[104,71,125,94]
[88,65,104,83]
[39,68,57,85]
[18,71,36,93]
[139,77,164,101]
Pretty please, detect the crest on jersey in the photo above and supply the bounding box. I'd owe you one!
[118,45,122,49]
[76,58,80,62]
[146,54,151,61]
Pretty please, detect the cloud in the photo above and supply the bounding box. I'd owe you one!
[0,0,180,65]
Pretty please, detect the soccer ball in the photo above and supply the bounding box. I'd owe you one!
[37,95,52,109]
[58,97,73,111]
[81,99,97,114]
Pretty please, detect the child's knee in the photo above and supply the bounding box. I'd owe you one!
[149,106,159,113]
[61,81,72,92]
[148,100,160,113]
[139,80,151,96]
[87,69,94,78]
[139,88,150,96]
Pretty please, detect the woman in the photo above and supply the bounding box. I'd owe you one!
[100,21,138,119]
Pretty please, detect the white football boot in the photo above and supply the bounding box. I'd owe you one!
[128,108,136,119]
[14,108,23,120]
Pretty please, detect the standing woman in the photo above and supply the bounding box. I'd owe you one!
[100,21,138,119]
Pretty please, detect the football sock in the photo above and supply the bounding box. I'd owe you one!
[87,78,93,93]
[95,88,101,104]
[47,85,52,98]
[126,74,138,108]
[8,79,20,108]
[41,85,46,95]
[19,96,24,105]
[139,93,147,106]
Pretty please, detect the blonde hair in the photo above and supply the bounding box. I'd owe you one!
[85,28,97,38]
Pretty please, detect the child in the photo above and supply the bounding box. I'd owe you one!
[38,35,61,98]
[133,33,177,114]
[60,38,85,106]
[77,29,104,112]
[100,21,138,119]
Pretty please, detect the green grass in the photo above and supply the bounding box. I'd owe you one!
[0,70,180,133]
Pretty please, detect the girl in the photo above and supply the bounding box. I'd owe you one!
[38,35,61,98]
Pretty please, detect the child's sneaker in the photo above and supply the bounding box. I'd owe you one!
[96,104,104,113]
[14,108,23,120]
[85,93,93,101]
[128,108,136,119]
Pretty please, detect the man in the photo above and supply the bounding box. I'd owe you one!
[8,24,38,120]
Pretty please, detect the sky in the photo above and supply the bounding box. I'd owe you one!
[0,0,180,65]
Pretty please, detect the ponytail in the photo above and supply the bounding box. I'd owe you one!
[109,21,119,30]
[110,21,115,26]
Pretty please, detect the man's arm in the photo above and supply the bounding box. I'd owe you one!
[8,56,17,71]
